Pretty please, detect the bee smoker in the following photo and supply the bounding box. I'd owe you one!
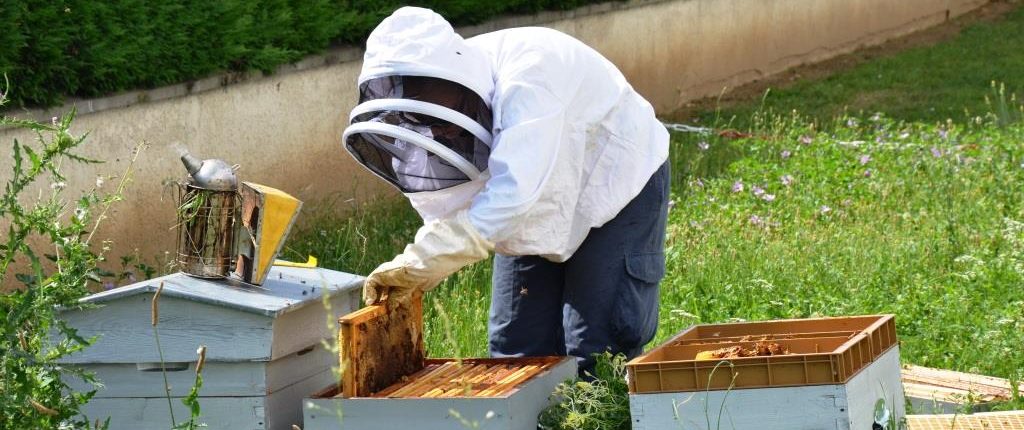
[175,150,302,285]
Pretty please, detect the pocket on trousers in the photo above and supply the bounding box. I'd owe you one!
[612,252,665,349]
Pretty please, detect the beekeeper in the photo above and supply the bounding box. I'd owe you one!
[341,7,669,373]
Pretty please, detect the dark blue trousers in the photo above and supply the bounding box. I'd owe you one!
[488,162,670,375]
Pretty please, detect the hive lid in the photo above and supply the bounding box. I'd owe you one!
[80,266,363,318]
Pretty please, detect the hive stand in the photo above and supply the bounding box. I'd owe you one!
[57,266,363,430]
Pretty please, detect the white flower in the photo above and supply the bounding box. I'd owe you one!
[95,176,105,188]
[50,182,67,190]
[670,309,698,319]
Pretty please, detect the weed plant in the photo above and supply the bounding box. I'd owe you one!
[0,84,138,428]
[538,352,631,430]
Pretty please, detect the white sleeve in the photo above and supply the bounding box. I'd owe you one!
[467,82,567,244]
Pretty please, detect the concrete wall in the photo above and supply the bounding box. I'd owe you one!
[0,0,988,273]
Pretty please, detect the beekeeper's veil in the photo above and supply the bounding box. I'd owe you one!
[343,7,494,220]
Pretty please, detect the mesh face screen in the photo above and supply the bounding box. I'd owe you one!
[346,76,492,193]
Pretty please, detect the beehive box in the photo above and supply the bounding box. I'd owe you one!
[57,266,363,430]
[303,357,577,430]
[626,315,905,430]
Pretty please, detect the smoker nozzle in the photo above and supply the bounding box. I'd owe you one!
[179,150,238,191]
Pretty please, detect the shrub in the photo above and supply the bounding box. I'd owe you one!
[0,0,615,108]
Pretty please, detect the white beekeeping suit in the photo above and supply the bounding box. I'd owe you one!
[342,7,668,304]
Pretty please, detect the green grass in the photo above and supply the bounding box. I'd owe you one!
[662,112,1024,381]
[694,5,1024,126]
[283,7,1024,409]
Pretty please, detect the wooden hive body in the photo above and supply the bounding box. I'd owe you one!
[303,357,577,430]
[304,296,578,430]
[57,266,363,430]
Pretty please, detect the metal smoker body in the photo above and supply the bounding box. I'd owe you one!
[175,151,301,284]
[176,153,240,279]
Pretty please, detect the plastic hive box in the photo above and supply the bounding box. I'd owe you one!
[626,314,898,393]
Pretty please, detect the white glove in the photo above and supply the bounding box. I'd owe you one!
[363,210,493,305]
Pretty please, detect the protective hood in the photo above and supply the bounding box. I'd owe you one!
[406,171,489,222]
[343,7,496,195]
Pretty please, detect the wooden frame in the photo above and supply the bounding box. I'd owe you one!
[338,294,425,397]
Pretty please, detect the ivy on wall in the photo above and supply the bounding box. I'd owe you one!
[0,0,614,108]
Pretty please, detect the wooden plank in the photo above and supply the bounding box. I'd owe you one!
[65,362,268,398]
[59,294,274,363]
[82,397,266,430]
[338,294,425,397]
[906,411,1024,430]
[271,287,359,360]
[901,364,1012,402]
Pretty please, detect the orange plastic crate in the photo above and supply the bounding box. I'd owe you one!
[626,315,897,393]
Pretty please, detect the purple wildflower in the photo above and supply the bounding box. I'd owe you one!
[103,281,115,290]
[693,178,704,188]
[938,129,949,140]
[819,205,832,215]
[930,147,943,158]
[749,215,764,226]
[859,154,871,165]
[799,135,813,145]
[762,193,776,202]
[846,118,858,128]
[781,175,794,186]
[752,185,765,197]
[781,150,792,160]
[864,169,872,178]
[732,181,744,193]
[697,141,710,151]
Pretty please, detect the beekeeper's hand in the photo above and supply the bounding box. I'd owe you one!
[363,210,493,305]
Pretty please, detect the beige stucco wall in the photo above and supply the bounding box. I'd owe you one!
[0,0,988,275]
